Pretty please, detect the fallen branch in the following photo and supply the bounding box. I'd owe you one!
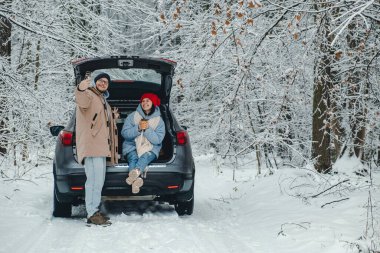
[311,179,350,198]
[3,178,38,185]
[278,222,310,237]
[321,198,349,208]
[211,198,230,204]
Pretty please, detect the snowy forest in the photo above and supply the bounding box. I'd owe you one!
[1,0,380,252]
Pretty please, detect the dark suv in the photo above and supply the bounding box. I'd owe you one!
[50,56,195,217]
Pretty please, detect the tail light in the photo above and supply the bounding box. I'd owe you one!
[176,130,188,145]
[160,58,177,64]
[59,130,73,146]
[71,186,84,191]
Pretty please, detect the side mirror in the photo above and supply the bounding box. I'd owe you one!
[50,125,65,136]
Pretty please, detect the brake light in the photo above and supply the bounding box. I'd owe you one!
[160,58,177,64]
[112,80,134,83]
[176,131,188,145]
[167,185,179,189]
[71,186,84,191]
[59,130,73,146]
[71,57,88,64]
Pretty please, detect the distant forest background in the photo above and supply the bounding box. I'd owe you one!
[1,0,379,176]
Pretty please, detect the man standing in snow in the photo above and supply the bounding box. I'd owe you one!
[75,72,118,225]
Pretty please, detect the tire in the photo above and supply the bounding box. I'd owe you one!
[53,186,72,218]
[175,178,194,216]
[174,196,194,216]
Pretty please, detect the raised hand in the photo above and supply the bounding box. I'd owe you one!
[112,107,120,119]
[78,78,91,91]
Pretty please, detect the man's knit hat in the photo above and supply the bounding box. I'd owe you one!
[94,72,111,84]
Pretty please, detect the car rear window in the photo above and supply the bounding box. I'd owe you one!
[92,68,161,84]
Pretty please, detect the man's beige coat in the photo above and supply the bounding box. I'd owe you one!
[75,87,118,165]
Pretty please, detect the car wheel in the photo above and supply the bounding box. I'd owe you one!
[175,196,194,216]
[175,179,194,216]
[53,186,72,218]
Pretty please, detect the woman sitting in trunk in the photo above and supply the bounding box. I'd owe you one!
[121,93,165,194]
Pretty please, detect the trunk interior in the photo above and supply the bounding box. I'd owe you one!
[107,83,174,163]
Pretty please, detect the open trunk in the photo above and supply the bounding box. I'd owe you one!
[107,82,175,163]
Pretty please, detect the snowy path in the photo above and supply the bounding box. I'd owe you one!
[0,155,377,253]
[0,156,262,253]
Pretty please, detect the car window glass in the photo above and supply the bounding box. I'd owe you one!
[92,68,161,84]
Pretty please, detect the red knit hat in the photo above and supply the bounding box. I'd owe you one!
[140,93,161,107]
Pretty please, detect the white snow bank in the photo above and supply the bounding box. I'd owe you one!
[0,154,378,252]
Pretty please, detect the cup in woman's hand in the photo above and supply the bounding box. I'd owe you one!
[140,119,148,130]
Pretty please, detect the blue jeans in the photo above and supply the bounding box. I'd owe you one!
[84,157,106,218]
[126,150,156,173]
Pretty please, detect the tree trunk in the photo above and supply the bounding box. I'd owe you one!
[34,40,41,90]
[346,23,368,160]
[312,6,334,173]
[0,16,12,156]
[312,65,332,173]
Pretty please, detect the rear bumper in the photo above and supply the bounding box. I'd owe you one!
[55,171,193,203]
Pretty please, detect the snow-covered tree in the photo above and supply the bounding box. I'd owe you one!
[0,0,379,176]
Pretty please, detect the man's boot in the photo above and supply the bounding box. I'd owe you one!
[87,211,111,225]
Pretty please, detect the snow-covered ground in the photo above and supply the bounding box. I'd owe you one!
[0,154,379,253]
